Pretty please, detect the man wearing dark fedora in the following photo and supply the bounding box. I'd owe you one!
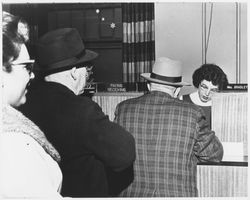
[19,28,136,197]
[114,57,223,197]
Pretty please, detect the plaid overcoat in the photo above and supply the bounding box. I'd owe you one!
[114,91,223,197]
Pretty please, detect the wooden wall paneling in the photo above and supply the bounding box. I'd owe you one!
[57,10,71,28]
[114,8,122,40]
[91,46,123,83]
[85,9,100,40]
[8,3,123,84]
[48,11,58,31]
[71,10,85,38]
[100,8,113,38]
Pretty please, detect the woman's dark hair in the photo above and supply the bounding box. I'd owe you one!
[2,11,29,72]
[192,63,228,90]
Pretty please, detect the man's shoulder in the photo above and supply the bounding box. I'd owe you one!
[117,94,147,107]
[76,95,98,107]
[27,81,99,109]
[27,81,63,98]
[174,97,204,115]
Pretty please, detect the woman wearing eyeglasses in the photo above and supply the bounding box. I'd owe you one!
[180,64,228,128]
[0,12,63,198]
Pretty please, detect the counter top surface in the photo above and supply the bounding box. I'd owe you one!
[198,156,248,167]
[93,92,144,96]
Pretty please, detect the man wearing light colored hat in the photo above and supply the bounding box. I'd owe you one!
[114,57,223,197]
[19,28,136,197]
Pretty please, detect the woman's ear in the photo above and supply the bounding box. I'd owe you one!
[70,67,77,80]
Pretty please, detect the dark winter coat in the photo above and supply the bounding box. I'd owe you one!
[19,81,135,197]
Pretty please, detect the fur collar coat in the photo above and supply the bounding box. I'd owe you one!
[2,104,61,163]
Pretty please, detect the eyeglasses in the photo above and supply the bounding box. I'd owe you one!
[85,66,93,79]
[200,83,219,94]
[11,62,34,76]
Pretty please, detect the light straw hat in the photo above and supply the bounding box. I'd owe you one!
[141,57,190,86]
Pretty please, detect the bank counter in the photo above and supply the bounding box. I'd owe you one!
[92,92,248,197]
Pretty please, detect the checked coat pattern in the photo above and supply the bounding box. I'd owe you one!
[114,91,223,197]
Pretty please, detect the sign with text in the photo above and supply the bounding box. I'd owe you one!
[224,84,248,91]
[106,83,127,92]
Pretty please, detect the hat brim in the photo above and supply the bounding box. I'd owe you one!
[35,49,98,72]
[141,73,191,86]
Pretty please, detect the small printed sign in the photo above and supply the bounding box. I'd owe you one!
[224,84,248,91]
[106,83,127,92]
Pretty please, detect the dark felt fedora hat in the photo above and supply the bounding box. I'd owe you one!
[35,28,98,73]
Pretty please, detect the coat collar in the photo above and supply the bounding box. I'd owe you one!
[2,104,61,163]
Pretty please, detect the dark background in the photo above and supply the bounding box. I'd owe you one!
[3,3,123,84]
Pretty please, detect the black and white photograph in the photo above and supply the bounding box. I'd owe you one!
[0,0,248,199]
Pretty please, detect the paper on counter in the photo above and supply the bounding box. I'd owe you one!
[221,142,244,162]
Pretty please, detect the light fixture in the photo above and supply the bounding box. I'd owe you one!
[110,23,116,29]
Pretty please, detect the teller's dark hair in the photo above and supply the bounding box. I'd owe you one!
[192,63,228,90]
[2,11,29,73]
